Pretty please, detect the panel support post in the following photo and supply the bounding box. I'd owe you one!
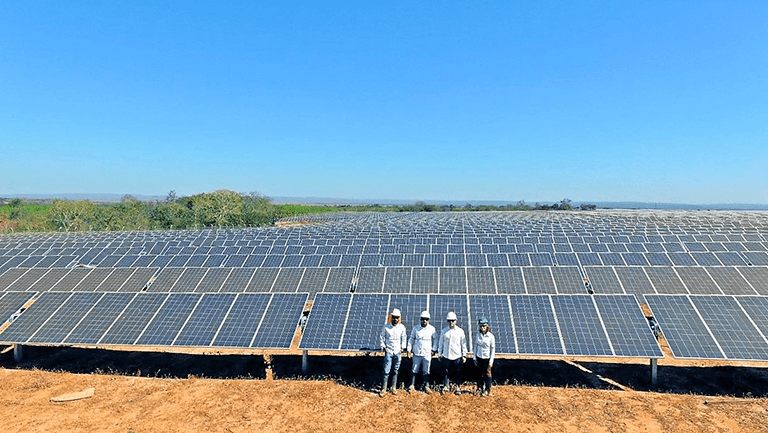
[302,350,308,374]
[13,344,23,363]
[650,358,657,387]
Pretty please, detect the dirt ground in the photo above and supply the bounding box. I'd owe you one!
[2,345,768,433]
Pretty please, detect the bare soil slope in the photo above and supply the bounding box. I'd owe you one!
[2,346,768,432]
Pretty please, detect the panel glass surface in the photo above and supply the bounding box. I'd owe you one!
[645,295,724,359]
[173,294,237,346]
[212,293,271,347]
[299,293,351,350]
[339,294,389,350]
[468,295,515,354]
[509,295,563,355]
[690,296,768,360]
[251,293,308,349]
[593,295,663,358]
[64,293,136,344]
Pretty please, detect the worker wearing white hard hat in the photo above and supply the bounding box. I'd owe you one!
[437,311,467,395]
[379,308,407,396]
[406,310,437,393]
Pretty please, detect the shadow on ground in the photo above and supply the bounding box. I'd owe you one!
[3,346,768,399]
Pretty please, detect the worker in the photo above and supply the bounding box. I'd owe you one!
[473,317,496,396]
[379,308,407,396]
[437,311,467,395]
[407,310,437,393]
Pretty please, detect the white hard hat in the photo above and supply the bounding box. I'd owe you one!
[391,309,401,317]
[420,311,430,319]
[446,311,457,321]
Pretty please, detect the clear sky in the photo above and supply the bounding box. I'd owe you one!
[2,1,766,204]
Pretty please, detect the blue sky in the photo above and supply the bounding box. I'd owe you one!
[2,1,766,204]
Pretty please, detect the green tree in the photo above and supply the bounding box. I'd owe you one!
[49,200,98,231]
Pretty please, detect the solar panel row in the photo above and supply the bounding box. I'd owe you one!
[0,292,308,349]
[300,293,662,359]
[4,265,766,299]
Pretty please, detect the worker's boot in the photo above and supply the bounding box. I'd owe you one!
[379,374,388,397]
[407,375,416,393]
[390,373,398,395]
[422,373,431,394]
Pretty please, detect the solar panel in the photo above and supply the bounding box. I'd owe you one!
[299,293,351,350]
[325,267,355,292]
[467,267,495,294]
[614,267,655,300]
[735,296,768,342]
[645,295,724,359]
[26,292,104,344]
[63,292,136,344]
[5,268,47,291]
[339,293,389,350]
[0,268,27,291]
[383,267,411,293]
[271,268,304,292]
[551,267,585,294]
[522,267,556,294]
[509,295,563,355]
[411,267,438,293]
[136,293,201,346]
[0,291,35,323]
[468,295,515,354]
[593,295,663,358]
[247,268,279,292]
[196,268,232,293]
[172,293,237,346]
[211,293,271,347]
[356,267,385,293]
[675,267,722,295]
[26,269,70,292]
[551,296,613,356]
[645,267,688,295]
[707,267,756,295]
[494,267,525,294]
[98,293,169,345]
[251,293,308,349]
[0,292,72,343]
[689,296,768,361]
[736,267,768,296]
[439,268,466,294]
[220,268,255,292]
[584,267,623,294]
[170,268,207,292]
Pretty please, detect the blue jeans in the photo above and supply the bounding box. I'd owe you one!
[383,352,402,375]
[411,355,431,375]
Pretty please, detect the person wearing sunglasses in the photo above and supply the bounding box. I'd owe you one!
[473,317,496,396]
[437,311,467,395]
[379,308,407,396]
[406,310,437,393]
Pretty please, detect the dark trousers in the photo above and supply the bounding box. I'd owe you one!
[443,358,462,386]
[476,357,492,391]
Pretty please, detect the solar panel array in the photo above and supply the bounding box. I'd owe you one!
[1,210,767,361]
[0,292,308,349]
[300,293,663,358]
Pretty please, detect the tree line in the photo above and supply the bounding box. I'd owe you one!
[1,192,597,233]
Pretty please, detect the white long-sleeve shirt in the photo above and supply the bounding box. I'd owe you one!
[380,322,407,354]
[438,326,467,361]
[407,324,437,357]
[474,331,496,365]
